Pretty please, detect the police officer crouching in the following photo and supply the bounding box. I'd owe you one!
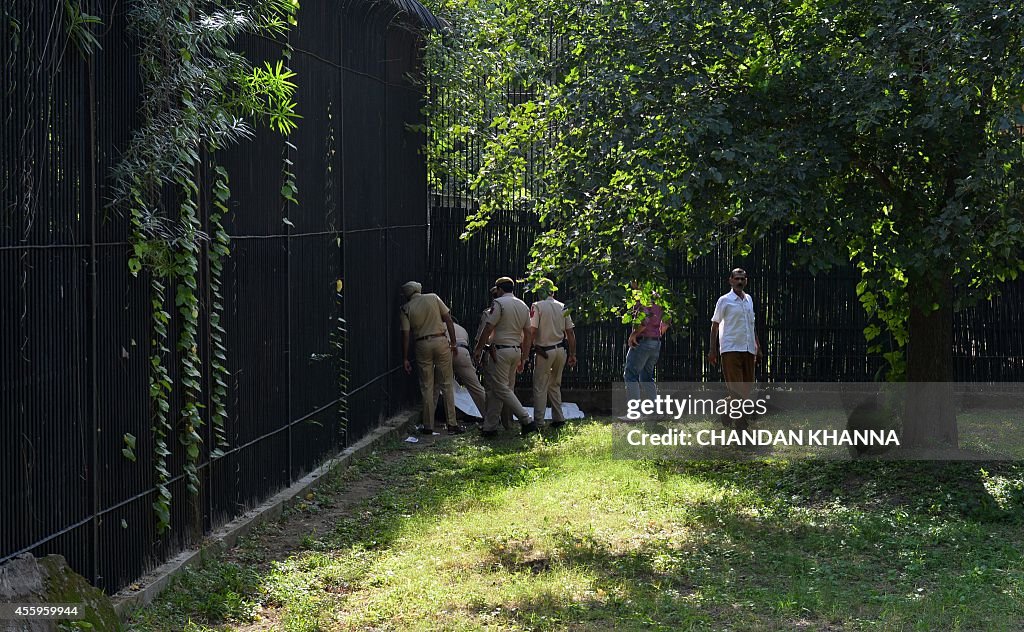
[440,316,488,421]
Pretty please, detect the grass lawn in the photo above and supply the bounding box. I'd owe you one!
[127,419,1024,631]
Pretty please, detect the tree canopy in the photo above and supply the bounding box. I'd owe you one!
[423,0,1024,396]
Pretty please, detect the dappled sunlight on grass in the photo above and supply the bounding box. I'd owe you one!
[131,419,1024,631]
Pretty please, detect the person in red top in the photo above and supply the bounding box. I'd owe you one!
[623,287,670,404]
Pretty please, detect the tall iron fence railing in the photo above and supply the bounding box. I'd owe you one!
[2,0,435,593]
[426,69,1024,388]
[429,203,1024,386]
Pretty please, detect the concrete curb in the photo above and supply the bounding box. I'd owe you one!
[112,409,420,620]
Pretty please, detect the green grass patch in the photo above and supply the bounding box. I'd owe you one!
[129,421,1024,631]
[128,558,262,630]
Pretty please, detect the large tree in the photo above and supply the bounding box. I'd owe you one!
[424,0,1024,447]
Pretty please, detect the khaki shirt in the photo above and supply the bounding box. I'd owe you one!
[483,294,531,345]
[475,307,492,346]
[530,296,574,347]
[399,293,449,338]
[447,323,471,347]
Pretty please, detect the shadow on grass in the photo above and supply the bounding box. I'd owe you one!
[132,422,1024,631]
[461,435,1024,630]
[666,459,1024,523]
[129,431,570,630]
[467,526,711,630]
[477,464,1024,630]
[313,432,573,553]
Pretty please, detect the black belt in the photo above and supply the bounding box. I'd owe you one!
[536,342,567,352]
[636,335,661,341]
[458,343,472,351]
[416,332,446,341]
[493,344,520,350]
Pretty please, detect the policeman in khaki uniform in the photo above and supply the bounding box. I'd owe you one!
[472,276,537,437]
[438,318,488,420]
[529,278,577,428]
[475,287,512,429]
[399,281,464,434]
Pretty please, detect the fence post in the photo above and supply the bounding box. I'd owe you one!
[284,19,292,483]
[201,155,214,536]
[85,36,100,587]
[339,14,348,450]
[286,141,294,487]
[383,30,391,417]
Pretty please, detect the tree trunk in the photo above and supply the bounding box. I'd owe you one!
[902,274,958,449]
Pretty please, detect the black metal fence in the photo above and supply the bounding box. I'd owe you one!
[427,79,1024,389]
[429,203,1024,386]
[2,0,436,593]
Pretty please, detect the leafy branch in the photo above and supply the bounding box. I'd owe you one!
[112,0,298,533]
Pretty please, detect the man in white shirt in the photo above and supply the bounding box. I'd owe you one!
[707,268,762,428]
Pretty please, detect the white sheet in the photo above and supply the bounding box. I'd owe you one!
[450,384,585,420]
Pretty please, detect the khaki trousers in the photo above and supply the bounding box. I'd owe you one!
[480,354,512,429]
[483,346,530,431]
[721,351,755,399]
[532,347,567,423]
[416,337,456,429]
[438,347,488,418]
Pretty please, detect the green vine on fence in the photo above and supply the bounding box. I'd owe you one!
[208,167,233,456]
[111,0,299,533]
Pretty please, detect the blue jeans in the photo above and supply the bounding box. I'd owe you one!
[624,338,661,402]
